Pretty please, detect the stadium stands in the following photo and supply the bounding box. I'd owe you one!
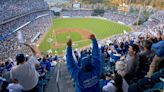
[0,0,55,91]
[0,0,49,22]
[61,10,93,17]
[60,9,164,91]
[0,0,164,92]
[104,10,137,25]
[67,29,163,92]
[0,11,52,61]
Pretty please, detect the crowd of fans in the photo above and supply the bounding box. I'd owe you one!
[67,29,163,92]
[103,11,137,25]
[135,10,164,32]
[62,9,164,92]
[0,0,49,22]
[0,0,52,62]
[0,1,164,91]
[0,11,52,61]
[0,11,50,37]
[61,10,93,17]
[0,43,58,92]
[0,1,54,91]
[150,10,164,24]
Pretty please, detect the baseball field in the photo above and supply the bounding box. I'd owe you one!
[38,18,131,55]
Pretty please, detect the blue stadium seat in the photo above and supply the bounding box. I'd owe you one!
[152,82,164,90]
[160,68,164,78]
[137,77,152,90]
[151,72,161,84]
[99,79,104,89]
[128,83,142,92]
[144,82,164,92]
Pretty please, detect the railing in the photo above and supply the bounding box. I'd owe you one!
[56,62,61,92]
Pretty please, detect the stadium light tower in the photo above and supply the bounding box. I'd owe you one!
[137,6,142,25]
[136,0,148,25]
[128,0,131,5]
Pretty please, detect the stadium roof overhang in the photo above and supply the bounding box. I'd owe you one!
[50,7,62,12]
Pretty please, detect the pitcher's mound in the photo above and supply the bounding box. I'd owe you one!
[53,28,92,48]
[53,42,61,48]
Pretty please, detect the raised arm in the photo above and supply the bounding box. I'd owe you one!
[24,43,37,56]
[66,39,80,80]
[90,34,101,70]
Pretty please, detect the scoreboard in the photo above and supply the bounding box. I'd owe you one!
[72,3,81,9]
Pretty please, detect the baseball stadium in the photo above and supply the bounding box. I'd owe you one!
[0,0,164,92]
[39,18,131,55]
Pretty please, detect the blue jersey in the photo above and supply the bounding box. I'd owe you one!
[152,40,164,57]
[66,39,101,92]
[40,60,51,71]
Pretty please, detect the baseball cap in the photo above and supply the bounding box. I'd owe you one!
[81,56,92,72]
[152,40,164,57]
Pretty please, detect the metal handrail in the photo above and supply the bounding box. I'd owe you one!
[56,62,61,92]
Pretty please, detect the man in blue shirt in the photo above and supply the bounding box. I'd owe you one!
[66,34,101,92]
[152,40,164,57]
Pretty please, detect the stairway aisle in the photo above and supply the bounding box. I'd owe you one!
[45,61,75,92]
[44,65,58,92]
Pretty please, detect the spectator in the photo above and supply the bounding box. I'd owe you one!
[115,60,127,77]
[35,64,47,78]
[0,11,52,61]
[139,40,154,58]
[157,31,162,41]
[161,34,164,40]
[138,40,155,77]
[1,80,9,92]
[66,34,101,92]
[124,44,140,83]
[147,40,164,77]
[10,43,39,92]
[151,40,164,57]
[102,73,129,92]
[40,57,51,72]
[7,79,23,92]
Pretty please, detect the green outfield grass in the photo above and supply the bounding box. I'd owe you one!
[39,18,131,55]
[56,32,82,43]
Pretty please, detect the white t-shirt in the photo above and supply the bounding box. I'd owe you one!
[102,79,129,92]
[51,61,57,66]
[10,56,39,91]
[115,61,127,77]
[7,83,23,92]
[28,56,40,66]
